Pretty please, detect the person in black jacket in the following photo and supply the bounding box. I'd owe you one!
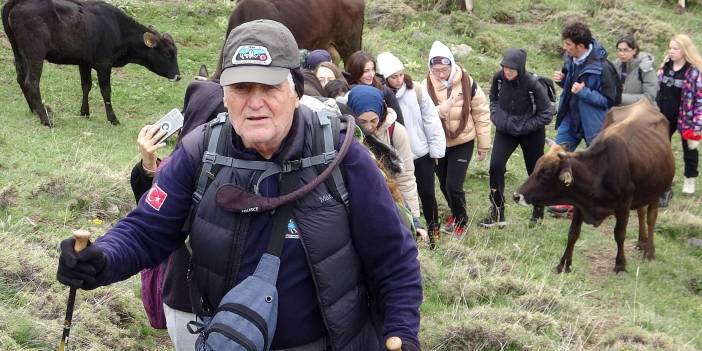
[479,48,553,228]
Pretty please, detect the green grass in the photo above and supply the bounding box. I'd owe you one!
[1,0,702,349]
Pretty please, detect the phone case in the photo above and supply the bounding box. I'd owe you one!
[155,108,184,143]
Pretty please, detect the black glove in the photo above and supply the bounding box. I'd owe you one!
[57,238,108,290]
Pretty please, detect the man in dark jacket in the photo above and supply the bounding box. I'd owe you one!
[57,20,422,351]
[478,48,553,229]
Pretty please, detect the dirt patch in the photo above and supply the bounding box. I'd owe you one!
[0,186,18,209]
[585,240,641,281]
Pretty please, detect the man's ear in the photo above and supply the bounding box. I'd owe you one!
[222,90,228,109]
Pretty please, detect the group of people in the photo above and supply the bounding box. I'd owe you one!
[55,18,702,351]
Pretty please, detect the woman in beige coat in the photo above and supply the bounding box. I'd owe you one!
[423,41,491,237]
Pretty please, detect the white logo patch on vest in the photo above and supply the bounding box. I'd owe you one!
[232,45,272,66]
[285,218,300,239]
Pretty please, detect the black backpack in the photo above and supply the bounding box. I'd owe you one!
[601,59,623,107]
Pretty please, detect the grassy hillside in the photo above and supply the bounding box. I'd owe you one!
[1,0,701,350]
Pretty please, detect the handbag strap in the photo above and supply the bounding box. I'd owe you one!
[266,173,299,257]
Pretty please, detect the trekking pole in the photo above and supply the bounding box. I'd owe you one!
[58,230,92,351]
[386,336,402,350]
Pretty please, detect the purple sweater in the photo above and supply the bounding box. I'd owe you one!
[94,132,422,348]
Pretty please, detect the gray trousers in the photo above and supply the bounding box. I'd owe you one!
[163,303,198,351]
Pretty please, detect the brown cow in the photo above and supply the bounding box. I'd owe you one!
[514,100,674,273]
[212,0,364,79]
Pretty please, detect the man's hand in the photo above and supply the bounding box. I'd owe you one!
[571,82,585,94]
[553,70,564,83]
[416,228,428,242]
[477,149,488,161]
[57,238,107,290]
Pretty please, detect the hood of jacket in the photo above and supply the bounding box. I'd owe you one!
[427,41,458,86]
[501,48,527,77]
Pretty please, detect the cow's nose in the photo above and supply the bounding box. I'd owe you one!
[170,74,181,82]
[513,193,528,206]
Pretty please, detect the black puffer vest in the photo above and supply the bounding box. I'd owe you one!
[181,105,381,350]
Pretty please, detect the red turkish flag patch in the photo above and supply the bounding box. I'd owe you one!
[145,184,168,211]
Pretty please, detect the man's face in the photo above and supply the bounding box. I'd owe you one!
[223,78,299,157]
[562,39,586,58]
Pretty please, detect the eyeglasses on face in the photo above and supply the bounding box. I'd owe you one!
[617,47,633,53]
[431,67,450,74]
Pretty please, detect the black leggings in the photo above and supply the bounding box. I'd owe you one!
[489,129,545,207]
[667,118,698,178]
[436,141,474,225]
[414,154,439,230]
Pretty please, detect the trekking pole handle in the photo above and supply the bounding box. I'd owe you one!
[73,229,92,252]
[385,336,402,350]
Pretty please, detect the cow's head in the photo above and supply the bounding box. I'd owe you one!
[142,26,180,81]
[514,141,576,206]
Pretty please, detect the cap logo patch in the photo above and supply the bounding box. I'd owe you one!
[232,45,272,66]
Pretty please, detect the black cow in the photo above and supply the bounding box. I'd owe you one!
[2,0,181,127]
[514,100,674,273]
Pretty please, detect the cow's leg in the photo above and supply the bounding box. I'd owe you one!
[326,45,342,65]
[96,67,119,125]
[12,52,34,113]
[79,65,92,117]
[636,207,647,250]
[645,203,658,260]
[23,59,53,127]
[613,207,630,273]
[557,208,583,273]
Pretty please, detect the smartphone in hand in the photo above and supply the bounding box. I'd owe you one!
[154,108,184,144]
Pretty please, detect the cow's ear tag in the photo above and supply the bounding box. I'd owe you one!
[143,32,159,48]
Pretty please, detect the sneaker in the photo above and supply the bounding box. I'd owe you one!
[547,204,573,214]
[658,189,673,208]
[478,216,507,229]
[683,177,696,195]
[441,215,455,233]
[452,225,466,237]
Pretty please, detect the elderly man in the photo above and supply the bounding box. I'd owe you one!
[57,20,422,351]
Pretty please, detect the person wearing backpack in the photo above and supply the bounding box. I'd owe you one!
[376,51,446,248]
[613,35,659,106]
[423,41,492,237]
[478,48,553,229]
[549,21,618,215]
[56,20,422,351]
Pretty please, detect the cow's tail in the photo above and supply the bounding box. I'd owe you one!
[2,0,22,62]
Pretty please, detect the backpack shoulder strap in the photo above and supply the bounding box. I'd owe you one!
[414,83,423,105]
[312,108,350,209]
[192,113,229,204]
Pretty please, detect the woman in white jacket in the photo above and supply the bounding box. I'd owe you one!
[377,52,446,248]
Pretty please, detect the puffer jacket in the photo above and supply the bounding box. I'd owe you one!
[393,82,446,159]
[489,48,553,136]
[677,64,702,134]
[612,52,658,105]
[422,41,491,150]
[374,108,421,218]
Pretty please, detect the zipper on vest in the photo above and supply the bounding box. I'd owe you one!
[297,232,336,349]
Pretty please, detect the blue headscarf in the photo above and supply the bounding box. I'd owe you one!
[305,49,332,70]
[347,85,386,123]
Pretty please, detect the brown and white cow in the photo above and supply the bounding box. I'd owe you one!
[514,100,674,273]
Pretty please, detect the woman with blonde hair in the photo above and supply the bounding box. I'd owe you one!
[656,34,702,198]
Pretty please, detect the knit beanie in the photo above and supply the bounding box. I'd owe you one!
[305,49,332,70]
[347,85,386,123]
[376,52,405,79]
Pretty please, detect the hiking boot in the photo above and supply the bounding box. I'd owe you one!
[529,206,544,228]
[441,215,455,233]
[658,189,673,208]
[683,177,696,195]
[479,205,506,229]
[429,226,440,250]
